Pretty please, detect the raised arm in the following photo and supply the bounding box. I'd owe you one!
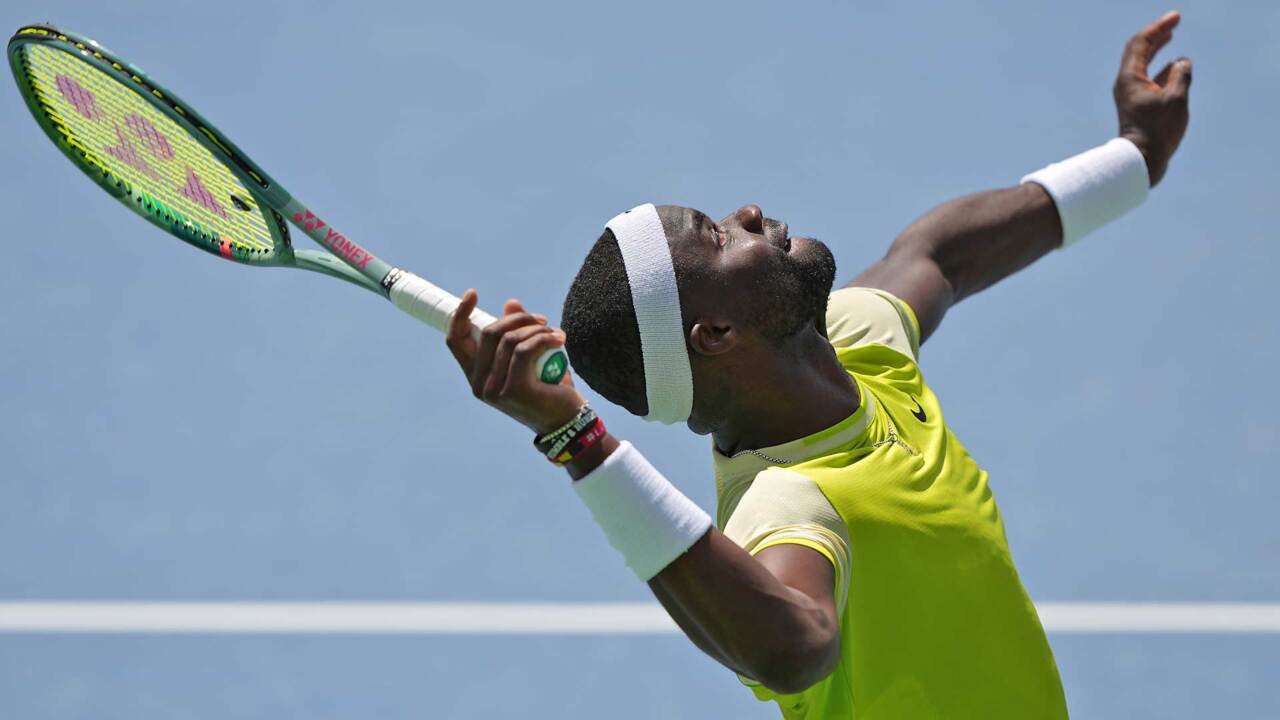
[851,11,1192,342]
[444,292,840,694]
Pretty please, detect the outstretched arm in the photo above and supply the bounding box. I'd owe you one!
[850,11,1192,342]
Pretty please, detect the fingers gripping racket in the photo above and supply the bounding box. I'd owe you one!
[7,24,568,384]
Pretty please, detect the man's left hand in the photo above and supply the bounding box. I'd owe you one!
[1114,10,1193,187]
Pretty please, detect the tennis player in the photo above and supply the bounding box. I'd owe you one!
[446,12,1191,718]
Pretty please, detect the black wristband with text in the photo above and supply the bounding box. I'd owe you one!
[534,404,597,461]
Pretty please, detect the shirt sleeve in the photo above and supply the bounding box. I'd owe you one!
[721,467,851,616]
[825,286,922,360]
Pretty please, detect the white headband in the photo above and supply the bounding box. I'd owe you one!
[606,203,694,424]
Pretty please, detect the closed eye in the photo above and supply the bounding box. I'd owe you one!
[699,213,725,249]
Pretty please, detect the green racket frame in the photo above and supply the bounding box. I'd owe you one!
[8,23,383,292]
[8,23,569,384]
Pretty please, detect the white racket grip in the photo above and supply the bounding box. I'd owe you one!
[387,270,570,384]
[388,271,496,340]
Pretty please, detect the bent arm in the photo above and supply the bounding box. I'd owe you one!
[565,438,841,695]
[649,532,840,695]
[850,12,1191,344]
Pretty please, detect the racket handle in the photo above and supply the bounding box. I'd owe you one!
[387,270,569,385]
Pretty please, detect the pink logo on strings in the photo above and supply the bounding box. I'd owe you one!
[179,168,229,219]
[54,74,234,228]
[54,74,102,120]
[103,124,158,178]
[291,210,326,232]
[125,113,175,160]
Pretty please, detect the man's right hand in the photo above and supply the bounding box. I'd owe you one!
[446,289,585,436]
[1114,10,1193,187]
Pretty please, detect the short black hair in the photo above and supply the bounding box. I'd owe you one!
[561,229,649,415]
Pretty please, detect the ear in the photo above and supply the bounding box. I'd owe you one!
[689,319,737,357]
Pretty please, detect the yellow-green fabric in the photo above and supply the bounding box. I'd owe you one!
[713,287,1068,719]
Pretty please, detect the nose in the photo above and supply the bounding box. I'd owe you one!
[725,204,764,234]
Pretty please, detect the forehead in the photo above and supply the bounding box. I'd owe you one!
[656,206,719,286]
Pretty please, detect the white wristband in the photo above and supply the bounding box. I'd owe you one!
[1021,137,1150,248]
[573,441,713,581]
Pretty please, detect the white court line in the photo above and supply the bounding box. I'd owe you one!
[1,602,1280,635]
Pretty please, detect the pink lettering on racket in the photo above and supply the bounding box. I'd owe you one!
[320,225,374,269]
[291,210,326,232]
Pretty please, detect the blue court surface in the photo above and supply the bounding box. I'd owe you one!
[3,1,1278,717]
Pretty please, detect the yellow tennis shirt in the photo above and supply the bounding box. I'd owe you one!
[714,287,1068,719]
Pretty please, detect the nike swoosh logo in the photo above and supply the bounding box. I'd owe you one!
[909,396,927,422]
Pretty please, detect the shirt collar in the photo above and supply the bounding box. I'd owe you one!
[712,376,876,494]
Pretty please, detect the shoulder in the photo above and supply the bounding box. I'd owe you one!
[825,286,921,360]
[721,468,852,613]
[722,467,844,537]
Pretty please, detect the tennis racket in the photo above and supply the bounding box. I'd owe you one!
[7,23,569,384]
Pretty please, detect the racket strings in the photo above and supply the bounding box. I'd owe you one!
[16,43,277,259]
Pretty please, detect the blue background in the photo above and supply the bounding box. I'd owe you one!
[2,0,1277,717]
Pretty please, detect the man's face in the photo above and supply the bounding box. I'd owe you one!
[662,204,837,346]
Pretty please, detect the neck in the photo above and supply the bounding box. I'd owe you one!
[711,331,859,457]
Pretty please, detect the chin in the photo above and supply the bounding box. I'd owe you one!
[790,235,834,264]
[790,235,836,279]
[795,236,836,332]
